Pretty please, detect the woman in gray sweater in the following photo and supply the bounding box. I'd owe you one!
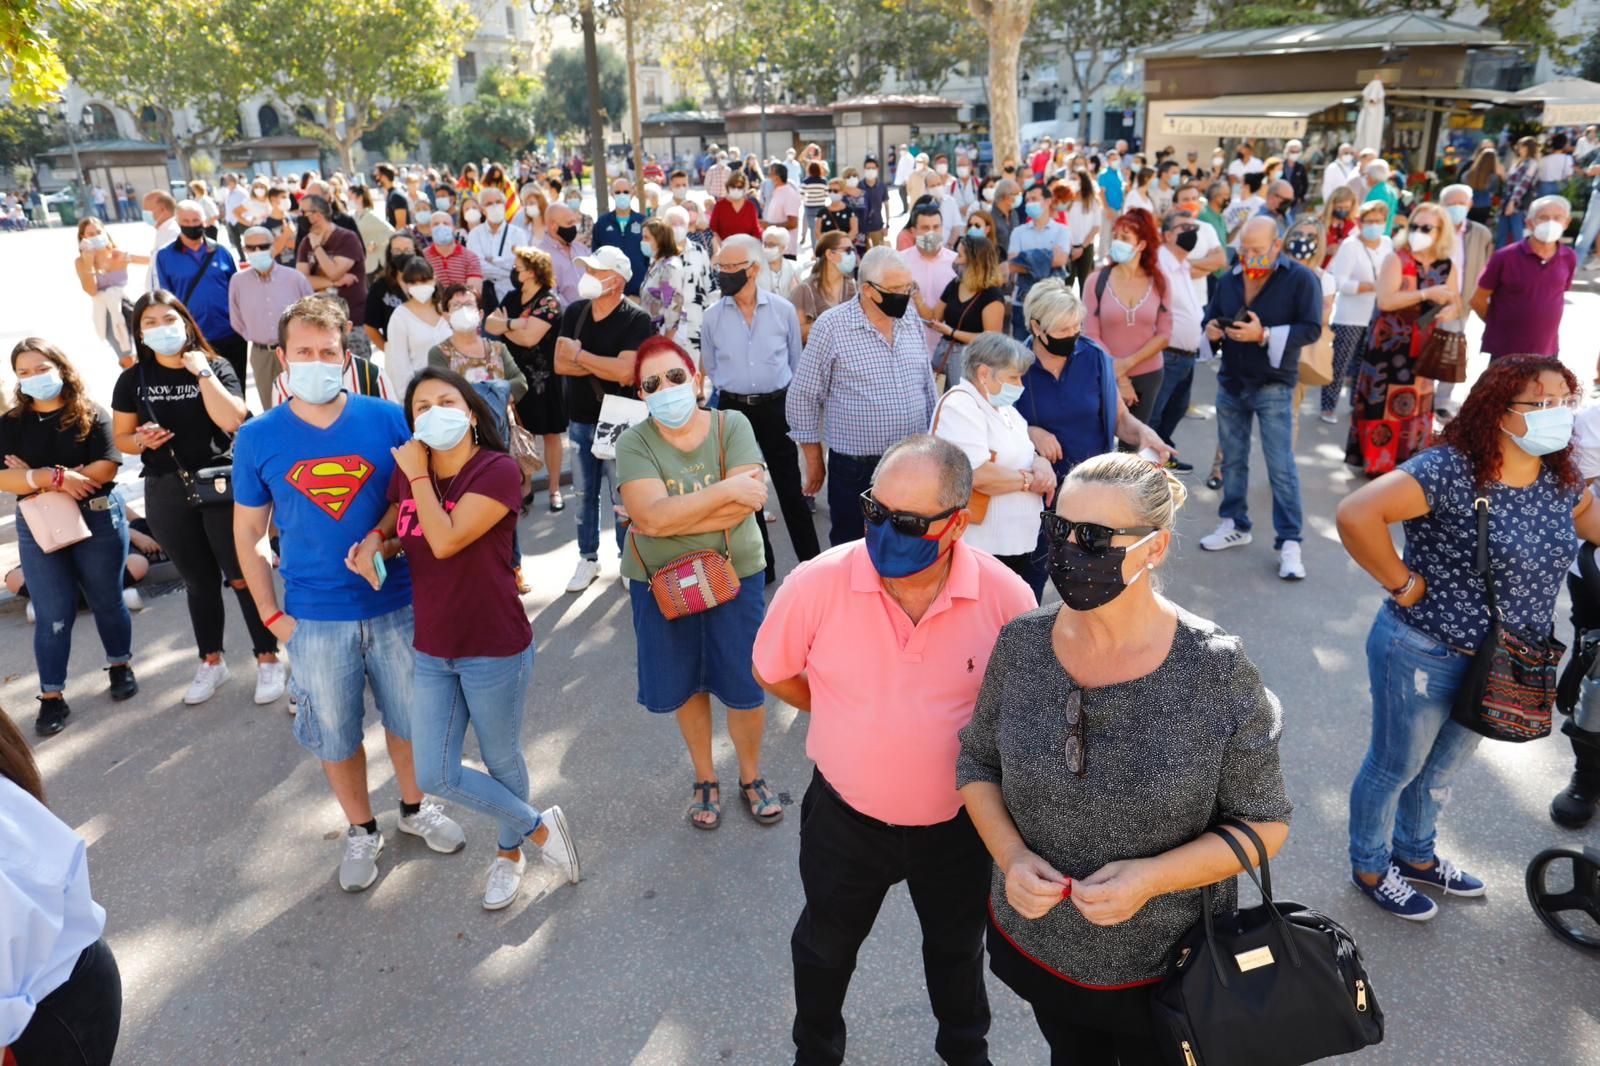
[956,451,1292,1065]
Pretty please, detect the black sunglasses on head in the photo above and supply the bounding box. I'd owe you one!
[641,367,690,394]
[859,491,962,537]
[1041,513,1156,554]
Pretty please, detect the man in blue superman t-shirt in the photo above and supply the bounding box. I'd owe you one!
[233,296,464,893]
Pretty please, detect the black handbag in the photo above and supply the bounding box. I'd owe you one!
[1150,819,1384,1066]
[1448,497,1564,742]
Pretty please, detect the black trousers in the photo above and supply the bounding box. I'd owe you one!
[718,389,820,580]
[824,451,878,547]
[986,921,1162,1066]
[10,937,122,1066]
[1566,570,1600,788]
[791,770,992,1066]
[144,473,278,659]
[208,333,249,389]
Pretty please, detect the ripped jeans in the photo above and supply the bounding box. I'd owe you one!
[1348,605,1483,876]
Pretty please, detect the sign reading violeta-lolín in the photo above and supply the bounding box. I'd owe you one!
[1162,115,1307,139]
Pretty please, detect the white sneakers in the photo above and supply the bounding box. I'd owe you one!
[565,558,599,593]
[538,805,582,885]
[483,853,526,910]
[123,587,145,611]
[1199,519,1252,552]
[1279,541,1306,581]
[254,661,289,705]
[184,659,231,705]
[480,805,581,911]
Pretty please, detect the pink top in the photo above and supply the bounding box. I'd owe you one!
[752,540,1036,825]
[1082,267,1173,378]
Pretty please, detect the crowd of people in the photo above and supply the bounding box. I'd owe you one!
[5,123,1600,1066]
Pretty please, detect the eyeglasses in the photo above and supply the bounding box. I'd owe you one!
[858,491,961,537]
[1042,513,1156,554]
[1410,223,1437,234]
[865,280,913,298]
[1063,687,1086,777]
[1508,395,1581,411]
[640,367,690,394]
[243,244,273,252]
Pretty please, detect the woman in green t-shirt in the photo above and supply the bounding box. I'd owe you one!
[616,336,782,831]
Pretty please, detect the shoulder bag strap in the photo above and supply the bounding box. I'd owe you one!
[179,241,219,307]
[1473,495,1497,616]
[137,362,200,482]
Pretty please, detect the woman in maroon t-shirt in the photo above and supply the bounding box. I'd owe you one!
[349,367,579,912]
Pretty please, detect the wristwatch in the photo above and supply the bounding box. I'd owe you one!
[197,367,214,379]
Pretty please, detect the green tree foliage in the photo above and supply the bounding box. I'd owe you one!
[1029,0,1189,141]
[1,0,78,107]
[1577,26,1600,82]
[0,101,52,169]
[424,69,540,162]
[535,44,627,137]
[659,97,702,113]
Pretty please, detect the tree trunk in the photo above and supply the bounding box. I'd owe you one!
[580,0,609,214]
[701,55,726,113]
[973,0,1035,169]
[623,0,644,185]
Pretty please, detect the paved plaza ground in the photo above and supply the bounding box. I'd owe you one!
[5,216,1600,1064]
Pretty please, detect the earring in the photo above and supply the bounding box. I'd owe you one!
[1146,563,1155,570]
[472,423,479,444]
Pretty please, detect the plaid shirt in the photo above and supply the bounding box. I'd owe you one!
[786,295,936,457]
[705,162,731,201]
[1505,158,1539,213]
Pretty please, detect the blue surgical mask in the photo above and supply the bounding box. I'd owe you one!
[1109,239,1136,264]
[19,370,63,402]
[414,405,471,449]
[431,224,455,245]
[1167,174,1181,188]
[987,381,1025,408]
[246,251,274,273]
[1024,201,1045,220]
[966,226,985,240]
[1445,204,1469,226]
[142,210,157,226]
[1360,222,1384,242]
[645,383,697,428]
[142,323,187,356]
[1506,405,1575,457]
[838,251,857,275]
[864,514,945,579]
[286,360,344,405]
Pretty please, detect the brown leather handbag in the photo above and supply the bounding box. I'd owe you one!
[930,390,994,524]
[1414,326,1468,383]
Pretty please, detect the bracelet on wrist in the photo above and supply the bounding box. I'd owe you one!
[1387,573,1417,599]
[24,469,36,490]
[51,466,64,490]
[408,474,430,484]
[263,610,284,628]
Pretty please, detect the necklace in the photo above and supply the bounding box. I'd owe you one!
[882,562,950,622]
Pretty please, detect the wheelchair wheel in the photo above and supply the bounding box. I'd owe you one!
[1525,845,1600,950]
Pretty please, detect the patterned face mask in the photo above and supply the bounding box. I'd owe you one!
[1286,234,1318,261]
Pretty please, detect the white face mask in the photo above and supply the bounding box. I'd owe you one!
[463,208,482,225]
[765,245,783,261]
[672,224,689,245]
[670,187,686,201]
[935,162,949,175]
[577,273,606,300]
[448,306,481,332]
[408,284,435,304]
[1533,220,1565,243]
[1407,229,1435,254]
[955,165,969,179]
[728,189,746,202]
[484,203,505,224]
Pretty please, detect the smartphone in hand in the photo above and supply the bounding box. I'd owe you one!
[372,552,388,588]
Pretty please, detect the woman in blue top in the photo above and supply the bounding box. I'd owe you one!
[1016,280,1170,600]
[1337,355,1600,921]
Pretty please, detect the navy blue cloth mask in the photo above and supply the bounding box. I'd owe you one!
[865,517,946,578]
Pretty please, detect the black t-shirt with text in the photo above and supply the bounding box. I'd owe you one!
[0,403,120,496]
[557,299,655,424]
[110,357,243,476]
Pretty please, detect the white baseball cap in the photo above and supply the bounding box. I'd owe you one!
[576,246,634,282]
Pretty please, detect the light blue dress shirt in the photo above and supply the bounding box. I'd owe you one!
[1,777,106,1045]
[700,289,803,395]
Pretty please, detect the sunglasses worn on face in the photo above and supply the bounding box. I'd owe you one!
[1042,513,1156,554]
[244,244,272,252]
[1410,223,1436,234]
[641,367,690,394]
[859,491,961,537]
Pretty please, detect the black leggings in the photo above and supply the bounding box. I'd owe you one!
[144,473,277,659]
[10,937,122,1066]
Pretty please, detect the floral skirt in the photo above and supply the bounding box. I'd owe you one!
[1345,357,1433,476]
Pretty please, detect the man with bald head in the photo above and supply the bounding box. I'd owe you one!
[1198,215,1323,579]
[536,201,592,304]
[1261,179,1296,228]
[754,433,1034,1066]
[153,197,245,380]
[787,246,938,545]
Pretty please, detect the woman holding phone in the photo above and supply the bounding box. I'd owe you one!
[347,367,578,912]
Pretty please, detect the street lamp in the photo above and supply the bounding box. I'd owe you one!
[746,54,781,161]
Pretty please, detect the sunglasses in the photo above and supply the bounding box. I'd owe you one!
[244,243,273,252]
[1063,687,1086,777]
[859,491,961,537]
[1410,223,1436,234]
[641,367,690,394]
[1042,513,1156,554]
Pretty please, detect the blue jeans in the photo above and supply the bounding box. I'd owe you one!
[412,644,541,851]
[1576,187,1600,261]
[17,491,131,693]
[1347,607,1482,876]
[1495,211,1524,248]
[567,421,625,560]
[286,605,415,763]
[1149,349,1197,447]
[825,450,878,546]
[1216,381,1302,547]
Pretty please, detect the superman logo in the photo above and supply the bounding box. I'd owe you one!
[285,455,374,519]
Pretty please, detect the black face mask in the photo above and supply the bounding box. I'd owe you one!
[555,224,578,244]
[870,286,910,319]
[1174,229,1199,252]
[180,224,206,241]
[1034,328,1076,356]
[1048,534,1153,612]
[717,269,750,297]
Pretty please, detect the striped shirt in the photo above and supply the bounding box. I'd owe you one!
[786,295,936,457]
[424,241,484,288]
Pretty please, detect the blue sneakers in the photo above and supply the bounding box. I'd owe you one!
[1394,855,1487,897]
[1352,863,1439,921]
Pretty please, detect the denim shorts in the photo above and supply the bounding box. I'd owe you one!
[628,572,766,713]
[288,605,415,762]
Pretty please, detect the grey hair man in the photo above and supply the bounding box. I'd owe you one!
[1470,194,1577,360]
[229,224,313,409]
[786,245,937,545]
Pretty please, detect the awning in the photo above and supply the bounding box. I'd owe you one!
[1507,78,1600,126]
[1160,91,1358,138]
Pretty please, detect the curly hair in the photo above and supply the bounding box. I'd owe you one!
[8,339,98,443]
[1437,355,1581,490]
[1109,209,1167,302]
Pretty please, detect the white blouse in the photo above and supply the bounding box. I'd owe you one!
[930,379,1042,557]
[383,303,451,390]
[1328,234,1394,327]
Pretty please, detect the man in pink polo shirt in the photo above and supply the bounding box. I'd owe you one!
[754,434,1035,1066]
